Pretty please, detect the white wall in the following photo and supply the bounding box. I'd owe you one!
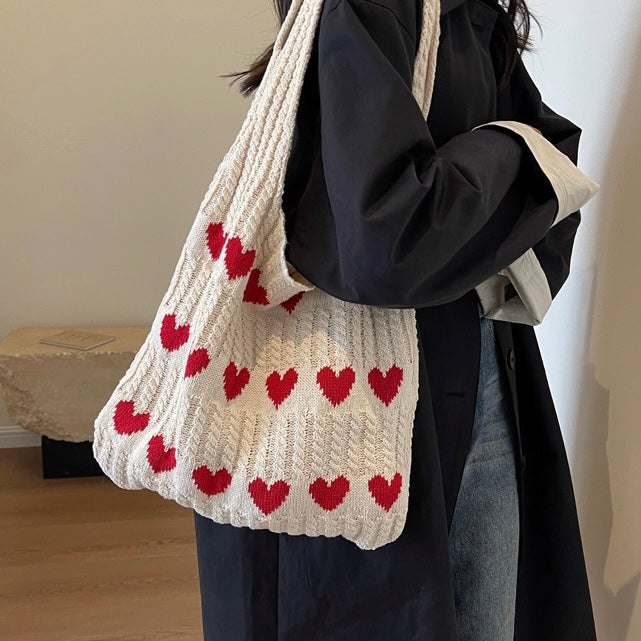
[0,0,272,415]
[529,1,641,638]
[1,0,640,637]
[0,0,276,384]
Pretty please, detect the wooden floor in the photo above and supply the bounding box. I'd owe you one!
[1,447,203,641]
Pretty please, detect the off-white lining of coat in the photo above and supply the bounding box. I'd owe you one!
[471,120,600,325]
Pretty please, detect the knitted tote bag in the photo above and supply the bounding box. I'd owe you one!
[92,0,441,551]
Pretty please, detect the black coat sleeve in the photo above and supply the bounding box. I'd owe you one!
[473,55,599,324]
[283,0,596,309]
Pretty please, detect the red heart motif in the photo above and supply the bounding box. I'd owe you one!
[309,475,350,511]
[192,465,232,496]
[316,366,356,406]
[243,268,269,305]
[368,472,403,511]
[280,291,304,314]
[265,368,298,408]
[223,361,251,400]
[206,222,227,261]
[185,347,210,378]
[367,364,404,406]
[146,434,176,473]
[224,236,256,279]
[160,313,190,351]
[113,399,150,435]
[248,477,290,515]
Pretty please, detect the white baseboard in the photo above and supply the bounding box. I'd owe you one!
[0,425,41,449]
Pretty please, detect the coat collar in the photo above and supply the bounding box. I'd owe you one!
[441,0,469,15]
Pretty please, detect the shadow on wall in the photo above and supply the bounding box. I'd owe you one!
[571,25,641,641]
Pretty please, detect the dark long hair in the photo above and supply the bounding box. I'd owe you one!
[221,0,539,96]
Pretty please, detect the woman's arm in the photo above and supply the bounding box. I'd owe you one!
[284,0,597,309]
[473,56,597,324]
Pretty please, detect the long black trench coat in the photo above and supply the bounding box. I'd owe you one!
[193,1,597,639]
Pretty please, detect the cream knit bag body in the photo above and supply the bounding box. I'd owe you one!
[93,0,441,550]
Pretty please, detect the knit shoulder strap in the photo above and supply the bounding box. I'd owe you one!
[246,0,442,305]
[268,0,441,122]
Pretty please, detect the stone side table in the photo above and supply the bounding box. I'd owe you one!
[0,326,149,477]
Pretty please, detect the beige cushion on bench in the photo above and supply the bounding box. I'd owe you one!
[0,326,148,442]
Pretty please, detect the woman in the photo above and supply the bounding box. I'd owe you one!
[193,1,598,639]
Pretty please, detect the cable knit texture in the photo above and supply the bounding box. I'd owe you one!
[92,0,440,550]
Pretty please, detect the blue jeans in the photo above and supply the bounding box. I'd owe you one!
[447,301,520,640]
